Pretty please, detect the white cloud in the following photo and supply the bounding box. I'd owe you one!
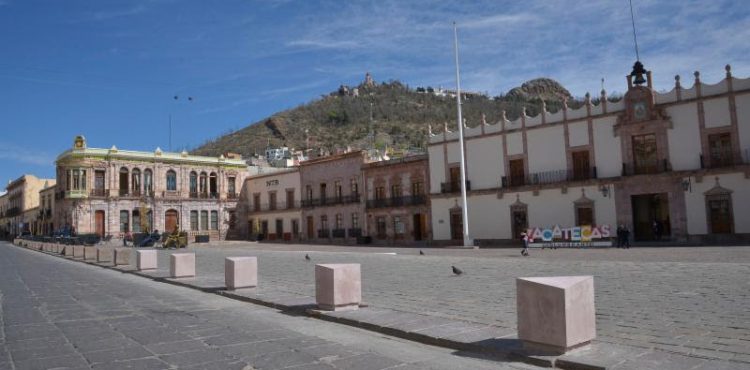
[0,143,54,167]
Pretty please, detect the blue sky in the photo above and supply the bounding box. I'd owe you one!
[1,0,749,190]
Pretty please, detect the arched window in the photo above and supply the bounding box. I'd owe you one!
[146,210,153,232]
[199,172,208,195]
[119,210,129,232]
[209,172,218,197]
[132,168,141,196]
[200,210,209,230]
[166,170,177,192]
[119,167,129,196]
[144,169,153,194]
[189,171,198,196]
[132,209,141,232]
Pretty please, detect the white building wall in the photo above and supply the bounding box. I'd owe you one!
[667,102,702,170]
[592,116,622,178]
[527,125,566,173]
[568,121,589,147]
[703,97,731,128]
[684,172,750,235]
[506,132,524,155]
[467,137,503,189]
[428,145,444,194]
[736,94,750,153]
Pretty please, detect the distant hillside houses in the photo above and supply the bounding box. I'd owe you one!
[415,86,487,100]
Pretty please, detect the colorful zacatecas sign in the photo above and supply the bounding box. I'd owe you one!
[527,225,613,247]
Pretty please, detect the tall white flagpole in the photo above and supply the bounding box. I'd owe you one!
[453,22,471,247]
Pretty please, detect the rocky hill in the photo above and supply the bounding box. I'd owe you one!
[192,74,582,158]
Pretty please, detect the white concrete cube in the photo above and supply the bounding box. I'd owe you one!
[516,276,596,354]
[83,246,97,261]
[315,264,361,311]
[73,246,85,258]
[96,248,113,263]
[136,250,158,270]
[63,245,74,256]
[170,253,195,278]
[225,257,257,289]
[114,248,131,266]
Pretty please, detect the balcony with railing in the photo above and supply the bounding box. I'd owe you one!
[366,195,426,209]
[301,194,361,208]
[226,192,239,200]
[332,228,346,238]
[317,229,330,238]
[502,167,598,189]
[440,181,471,194]
[90,188,107,197]
[700,150,749,169]
[348,228,362,238]
[622,160,670,176]
[65,189,88,199]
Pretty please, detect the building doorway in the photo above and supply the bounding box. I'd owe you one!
[261,220,268,239]
[511,207,528,240]
[413,213,424,241]
[449,211,462,241]
[275,219,283,239]
[631,193,670,241]
[165,209,179,233]
[306,216,314,239]
[95,210,105,237]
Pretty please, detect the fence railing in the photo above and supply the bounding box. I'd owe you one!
[366,195,426,209]
[502,167,597,188]
[301,194,361,208]
[440,181,471,193]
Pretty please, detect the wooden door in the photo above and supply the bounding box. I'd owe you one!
[450,212,462,240]
[165,210,179,233]
[511,208,528,240]
[708,197,733,234]
[572,151,590,180]
[95,211,105,237]
[509,159,525,186]
[413,213,423,241]
[449,167,460,191]
[306,216,314,239]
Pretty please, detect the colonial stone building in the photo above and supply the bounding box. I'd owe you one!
[429,63,750,244]
[299,151,366,243]
[362,154,431,244]
[0,174,55,237]
[238,168,302,241]
[54,136,248,240]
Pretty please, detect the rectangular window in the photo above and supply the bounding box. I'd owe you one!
[269,192,277,210]
[708,133,733,168]
[320,215,328,230]
[119,210,129,232]
[632,134,658,174]
[81,170,87,190]
[286,190,295,209]
[319,183,327,202]
[72,169,80,190]
[201,211,208,230]
[306,185,313,200]
[351,213,359,229]
[132,210,141,232]
[253,194,261,212]
[411,180,424,196]
[376,216,387,239]
[334,180,342,200]
[167,171,177,191]
[335,213,343,229]
[228,177,236,195]
[190,211,199,231]
[393,216,404,238]
[350,178,358,195]
[210,211,218,230]
[375,186,385,200]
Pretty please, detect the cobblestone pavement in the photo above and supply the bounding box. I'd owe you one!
[133,242,750,365]
[0,242,537,370]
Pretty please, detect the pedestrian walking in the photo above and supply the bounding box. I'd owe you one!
[622,225,631,248]
[616,224,624,248]
[520,232,529,256]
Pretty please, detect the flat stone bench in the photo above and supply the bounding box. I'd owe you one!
[83,246,97,261]
[225,257,257,289]
[114,248,131,266]
[73,246,85,258]
[516,276,596,355]
[63,245,74,257]
[97,248,113,263]
[170,253,195,278]
[136,250,157,270]
[315,263,361,311]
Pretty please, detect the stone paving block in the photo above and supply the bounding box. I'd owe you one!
[315,263,361,311]
[330,352,402,370]
[517,275,596,354]
[250,349,319,369]
[171,253,196,278]
[13,354,90,370]
[159,348,230,367]
[81,345,153,364]
[136,250,157,270]
[97,247,113,263]
[91,357,168,370]
[225,256,257,290]
[114,247,131,265]
[145,339,209,355]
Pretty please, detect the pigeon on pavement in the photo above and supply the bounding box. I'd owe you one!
[305,254,311,261]
[452,266,463,276]
[419,250,424,255]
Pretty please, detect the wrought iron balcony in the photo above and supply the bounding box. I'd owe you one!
[700,150,749,169]
[226,192,238,199]
[332,228,346,238]
[317,229,330,238]
[502,167,598,188]
[440,181,471,194]
[65,190,88,199]
[348,228,362,238]
[302,194,361,208]
[366,195,426,209]
[622,160,670,176]
[90,189,107,197]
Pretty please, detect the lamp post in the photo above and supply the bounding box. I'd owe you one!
[452,23,471,247]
